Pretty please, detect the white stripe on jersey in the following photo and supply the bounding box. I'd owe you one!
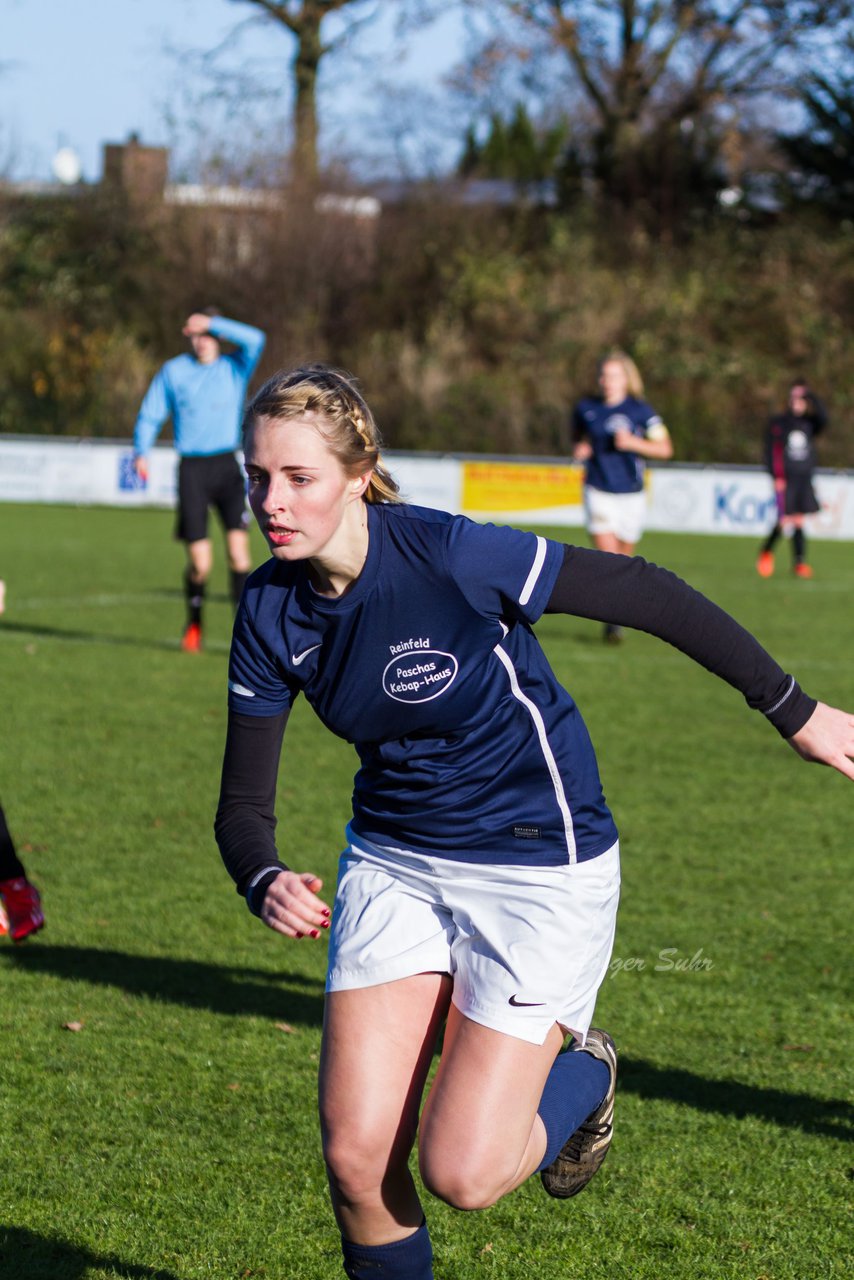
[492,642,577,863]
[519,535,548,607]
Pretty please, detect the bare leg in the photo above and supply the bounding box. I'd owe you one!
[319,974,452,1245]
[186,538,213,585]
[418,1004,564,1210]
[225,528,251,575]
[225,528,251,609]
[591,532,635,558]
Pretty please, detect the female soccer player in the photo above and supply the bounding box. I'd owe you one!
[757,379,827,579]
[571,350,673,640]
[215,365,854,1280]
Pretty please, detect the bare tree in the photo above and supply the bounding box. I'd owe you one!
[461,2,854,202]
[227,0,381,184]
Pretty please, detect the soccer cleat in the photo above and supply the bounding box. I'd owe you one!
[756,551,775,578]
[793,563,813,579]
[602,623,624,644]
[181,622,203,652]
[541,1028,617,1199]
[0,877,45,943]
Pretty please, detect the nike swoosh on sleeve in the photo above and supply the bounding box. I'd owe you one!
[292,644,322,666]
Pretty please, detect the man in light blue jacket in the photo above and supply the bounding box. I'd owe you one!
[133,309,266,650]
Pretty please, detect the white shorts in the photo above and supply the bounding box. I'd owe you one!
[326,835,621,1046]
[585,486,647,545]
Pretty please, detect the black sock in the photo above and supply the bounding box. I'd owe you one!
[184,571,205,627]
[0,805,27,881]
[793,527,806,564]
[229,570,248,610]
[762,523,782,553]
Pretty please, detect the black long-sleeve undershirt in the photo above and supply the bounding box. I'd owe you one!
[214,545,816,913]
[214,709,289,913]
[545,546,815,736]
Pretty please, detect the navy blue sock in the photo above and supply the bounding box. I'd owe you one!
[536,1046,610,1171]
[341,1221,433,1279]
[792,527,806,563]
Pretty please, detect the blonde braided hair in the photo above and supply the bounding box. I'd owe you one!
[243,364,403,504]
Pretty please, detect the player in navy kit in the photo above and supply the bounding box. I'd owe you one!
[571,351,673,641]
[757,380,827,580]
[215,365,854,1280]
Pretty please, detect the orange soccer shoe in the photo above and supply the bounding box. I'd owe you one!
[793,563,814,579]
[756,551,775,578]
[181,622,203,653]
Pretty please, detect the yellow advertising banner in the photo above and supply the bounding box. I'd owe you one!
[462,461,583,512]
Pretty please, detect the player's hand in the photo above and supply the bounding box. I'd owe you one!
[612,428,637,452]
[788,702,854,781]
[133,455,149,482]
[182,312,212,337]
[572,441,593,462]
[774,478,786,492]
[260,870,331,939]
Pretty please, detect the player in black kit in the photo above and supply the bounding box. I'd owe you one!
[757,381,827,579]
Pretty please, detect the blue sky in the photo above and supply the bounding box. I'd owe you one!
[0,0,466,183]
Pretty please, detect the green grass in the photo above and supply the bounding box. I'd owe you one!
[0,505,851,1280]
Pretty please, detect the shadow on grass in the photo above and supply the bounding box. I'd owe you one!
[4,948,849,1140]
[620,1055,853,1142]
[0,619,180,653]
[0,1225,180,1280]
[2,943,325,1027]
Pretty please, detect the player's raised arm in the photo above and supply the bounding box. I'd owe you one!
[545,544,853,779]
[207,315,267,377]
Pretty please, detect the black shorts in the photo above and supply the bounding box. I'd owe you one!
[176,452,249,543]
[783,475,819,517]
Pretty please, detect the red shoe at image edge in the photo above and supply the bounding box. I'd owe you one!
[0,877,45,943]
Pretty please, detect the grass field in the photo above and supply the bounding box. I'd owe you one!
[0,504,851,1280]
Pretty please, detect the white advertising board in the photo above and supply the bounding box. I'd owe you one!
[0,436,852,540]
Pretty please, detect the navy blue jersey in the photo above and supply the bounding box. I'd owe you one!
[227,503,617,867]
[573,396,664,493]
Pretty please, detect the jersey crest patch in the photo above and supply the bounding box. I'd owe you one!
[382,650,459,703]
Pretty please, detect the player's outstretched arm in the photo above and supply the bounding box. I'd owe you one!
[787,702,854,780]
[260,871,331,940]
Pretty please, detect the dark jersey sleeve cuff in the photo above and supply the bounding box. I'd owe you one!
[245,865,289,917]
[752,675,817,739]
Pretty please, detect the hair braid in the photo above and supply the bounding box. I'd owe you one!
[243,365,403,504]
